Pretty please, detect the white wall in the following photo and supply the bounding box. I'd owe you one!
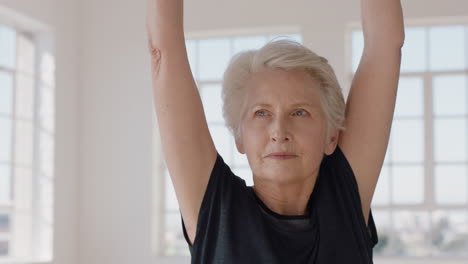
[0,0,79,264]
[79,0,153,262]
[2,0,468,263]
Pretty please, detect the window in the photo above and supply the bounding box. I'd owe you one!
[349,24,468,259]
[0,21,55,261]
[158,32,302,257]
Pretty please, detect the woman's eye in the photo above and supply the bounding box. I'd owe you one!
[254,110,267,117]
[254,109,308,117]
[293,109,308,116]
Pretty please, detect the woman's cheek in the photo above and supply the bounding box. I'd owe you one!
[245,118,263,129]
[252,121,268,131]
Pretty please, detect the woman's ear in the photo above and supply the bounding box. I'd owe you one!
[235,136,245,154]
[324,128,340,156]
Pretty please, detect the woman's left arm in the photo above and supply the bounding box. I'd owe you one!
[337,0,405,226]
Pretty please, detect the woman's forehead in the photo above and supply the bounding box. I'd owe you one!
[249,102,320,111]
[249,68,312,83]
[247,69,320,93]
[245,74,321,105]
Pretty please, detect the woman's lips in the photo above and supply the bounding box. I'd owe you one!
[267,155,297,160]
[268,153,297,160]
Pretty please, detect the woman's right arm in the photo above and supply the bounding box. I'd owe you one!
[146,0,218,246]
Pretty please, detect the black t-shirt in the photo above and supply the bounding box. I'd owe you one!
[181,146,379,263]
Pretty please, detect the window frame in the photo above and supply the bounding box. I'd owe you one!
[0,11,55,262]
[345,18,468,262]
[153,27,303,257]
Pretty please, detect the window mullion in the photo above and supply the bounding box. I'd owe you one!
[425,72,434,211]
[425,25,435,255]
[426,72,435,256]
[8,29,18,259]
[31,32,40,259]
[465,25,468,206]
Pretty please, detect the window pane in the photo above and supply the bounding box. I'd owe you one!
[0,164,12,205]
[0,71,14,115]
[0,241,9,256]
[40,52,55,86]
[39,131,55,177]
[0,25,16,69]
[16,73,35,120]
[41,205,53,227]
[17,33,35,75]
[432,210,468,257]
[15,120,34,166]
[164,212,190,256]
[371,210,391,256]
[434,118,467,162]
[434,165,468,205]
[394,77,424,118]
[224,135,235,165]
[233,36,267,54]
[390,119,425,163]
[185,40,197,79]
[392,210,431,256]
[0,117,13,162]
[384,138,391,164]
[0,214,10,233]
[198,38,231,81]
[232,167,253,186]
[433,75,467,116]
[268,34,302,43]
[429,25,465,71]
[351,30,364,73]
[12,210,32,257]
[164,169,179,211]
[208,125,231,161]
[371,165,390,206]
[39,86,55,132]
[401,27,427,73]
[36,222,52,259]
[200,84,223,124]
[39,176,54,207]
[392,165,424,204]
[38,176,53,224]
[15,167,32,211]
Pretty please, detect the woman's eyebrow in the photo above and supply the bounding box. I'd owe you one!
[250,102,319,109]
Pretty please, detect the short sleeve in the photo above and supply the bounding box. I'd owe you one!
[326,146,379,249]
[180,151,246,252]
[368,209,378,248]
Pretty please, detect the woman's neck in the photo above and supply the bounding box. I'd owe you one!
[251,175,318,216]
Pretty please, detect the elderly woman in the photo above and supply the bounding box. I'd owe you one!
[147,0,405,263]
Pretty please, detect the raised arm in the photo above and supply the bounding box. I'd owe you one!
[337,0,405,226]
[146,0,218,245]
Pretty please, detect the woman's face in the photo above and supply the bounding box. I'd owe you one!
[236,68,338,185]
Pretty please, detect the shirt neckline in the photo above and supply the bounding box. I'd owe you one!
[248,186,313,220]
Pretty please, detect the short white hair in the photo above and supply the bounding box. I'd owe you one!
[221,38,346,144]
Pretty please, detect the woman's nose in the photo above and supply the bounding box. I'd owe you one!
[272,135,290,142]
[270,119,291,142]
